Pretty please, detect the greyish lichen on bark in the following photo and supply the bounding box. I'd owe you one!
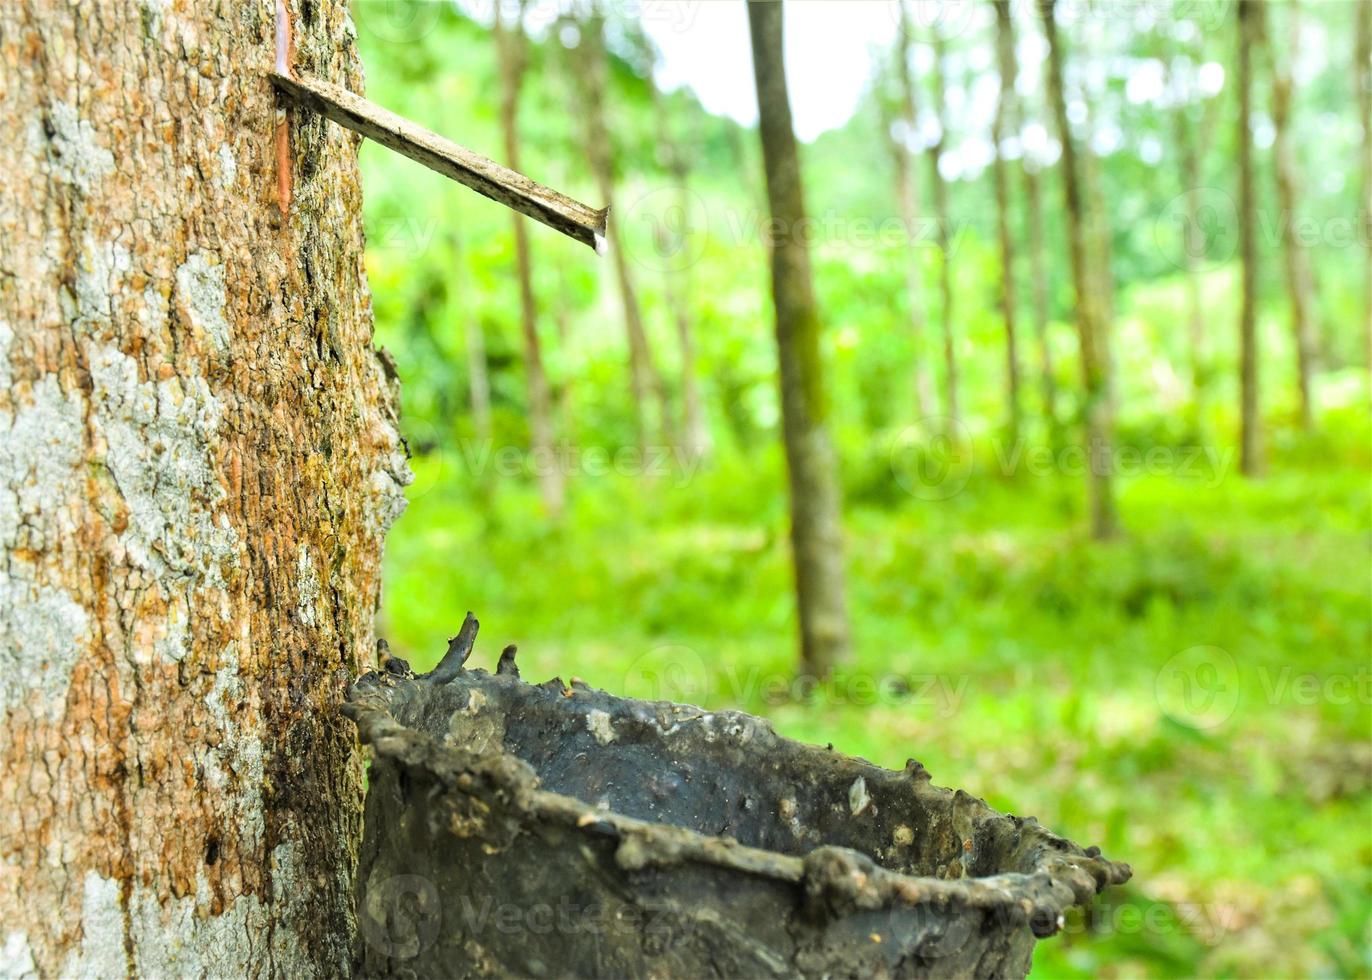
[0,1,409,973]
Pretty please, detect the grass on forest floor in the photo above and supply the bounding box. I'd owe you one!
[379,406,1371,979]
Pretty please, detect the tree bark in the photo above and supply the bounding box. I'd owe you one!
[0,1,409,974]
[570,5,670,454]
[992,0,1022,445]
[1266,3,1317,429]
[1237,0,1265,475]
[926,32,960,425]
[1023,163,1059,434]
[747,0,851,679]
[496,2,564,516]
[1040,0,1119,538]
[890,2,934,418]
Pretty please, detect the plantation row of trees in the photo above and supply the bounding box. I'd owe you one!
[359,0,1372,677]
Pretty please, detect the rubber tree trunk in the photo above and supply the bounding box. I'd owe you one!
[1040,0,1119,538]
[1023,163,1059,435]
[572,6,670,454]
[891,2,935,418]
[0,1,409,973]
[747,0,852,679]
[1266,5,1317,429]
[927,33,960,425]
[664,176,711,462]
[1172,90,1210,411]
[1356,0,1372,371]
[456,227,492,444]
[496,3,564,516]
[1237,0,1265,476]
[652,86,711,462]
[992,0,1022,445]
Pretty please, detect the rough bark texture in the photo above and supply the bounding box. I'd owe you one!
[1237,0,1265,475]
[992,0,1022,444]
[345,651,1131,978]
[571,7,670,453]
[1022,163,1058,435]
[747,0,851,679]
[496,2,564,517]
[0,1,409,974]
[1040,0,1119,538]
[890,3,934,418]
[927,33,960,425]
[1266,5,1316,429]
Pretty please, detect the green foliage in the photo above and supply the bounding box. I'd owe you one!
[355,2,1371,976]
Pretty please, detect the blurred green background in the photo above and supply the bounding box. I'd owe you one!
[352,1,1370,976]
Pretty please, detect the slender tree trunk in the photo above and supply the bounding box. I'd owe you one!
[1237,0,1265,475]
[652,86,711,462]
[927,32,959,424]
[571,6,670,453]
[1173,96,1210,408]
[1266,4,1317,428]
[662,178,711,460]
[0,1,409,972]
[496,3,564,516]
[1041,0,1119,538]
[1023,163,1059,434]
[747,0,851,679]
[458,231,492,443]
[1356,0,1372,371]
[891,2,934,417]
[992,0,1022,445]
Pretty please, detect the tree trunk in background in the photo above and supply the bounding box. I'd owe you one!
[992,0,1022,445]
[928,32,960,425]
[1237,0,1265,476]
[663,177,711,461]
[1267,4,1317,429]
[652,87,711,462]
[1172,91,1209,411]
[1023,163,1059,435]
[747,0,852,679]
[1041,0,1119,538]
[458,230,492,444]
[1083,107,1117,334]
[572,6,670,453]
[496,3,564,516]
[1356,0,1372,371]
[0,1,409,973]
[891,2,934,418]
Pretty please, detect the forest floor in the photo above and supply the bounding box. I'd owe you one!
[380,405,1370,979]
